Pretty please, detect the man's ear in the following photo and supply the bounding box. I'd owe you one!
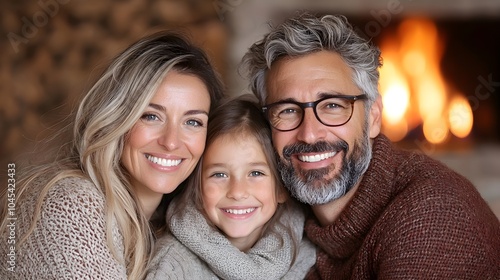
[368,95,383,139]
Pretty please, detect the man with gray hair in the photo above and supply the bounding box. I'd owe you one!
[242,12,500,279]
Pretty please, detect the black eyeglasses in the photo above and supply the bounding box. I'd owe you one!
[262,94,367,132]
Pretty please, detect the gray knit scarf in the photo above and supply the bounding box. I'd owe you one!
[168,199,311,280]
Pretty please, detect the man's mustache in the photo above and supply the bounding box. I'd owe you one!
[282,140,349,160]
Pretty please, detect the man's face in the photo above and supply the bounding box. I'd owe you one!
[265,51,381,205]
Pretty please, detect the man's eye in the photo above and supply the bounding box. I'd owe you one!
[326,102,340,108]
[282,108,297,114]
[326,103,342,110]
[276,107,300,119]
[323,98,350,110]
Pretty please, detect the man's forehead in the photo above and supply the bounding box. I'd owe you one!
[265,52,357,103]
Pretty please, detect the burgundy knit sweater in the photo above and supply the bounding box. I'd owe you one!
[305,134,500,279]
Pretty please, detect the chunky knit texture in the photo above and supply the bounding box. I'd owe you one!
[0,177,127,279]
[146,198,316,279]
[305,134,500,279]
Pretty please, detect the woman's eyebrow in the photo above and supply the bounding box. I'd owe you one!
[186,109,209,116]
[148,103,208,116]
[148,103,166,112]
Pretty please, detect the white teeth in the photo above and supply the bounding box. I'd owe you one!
[146,155,181,167]
[298,152,336,163]
[224,208,256,215]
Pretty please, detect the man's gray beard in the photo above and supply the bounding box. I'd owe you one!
[278,129,372,205]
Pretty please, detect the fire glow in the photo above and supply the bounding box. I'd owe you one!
[379,18,474,144]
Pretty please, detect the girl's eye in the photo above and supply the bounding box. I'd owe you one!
[211,172,227,178]
[186,119,204,127]
[250,171,265,177]
[141,113,160,122]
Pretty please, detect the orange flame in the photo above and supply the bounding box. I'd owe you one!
[379,52,410,142]
[379,18,473,144]
[448,94,473,138]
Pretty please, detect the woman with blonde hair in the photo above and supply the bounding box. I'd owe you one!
[0,31,224,279]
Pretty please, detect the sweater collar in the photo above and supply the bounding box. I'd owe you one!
[305,134,401,258]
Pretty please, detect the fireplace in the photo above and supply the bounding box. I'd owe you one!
[349,16,500,148]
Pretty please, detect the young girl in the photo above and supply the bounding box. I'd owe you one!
[146,95,316,279]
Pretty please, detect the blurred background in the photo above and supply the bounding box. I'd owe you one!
[1,0,499,218]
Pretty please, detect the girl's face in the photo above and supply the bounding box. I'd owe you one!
[201,133,285,251]
[121,71,210,208]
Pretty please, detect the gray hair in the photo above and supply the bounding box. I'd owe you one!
[241,12,382,108]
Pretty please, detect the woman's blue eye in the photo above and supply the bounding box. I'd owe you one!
[141,114,160,121]
[186,119,203,127]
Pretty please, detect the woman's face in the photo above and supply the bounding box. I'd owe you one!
[121,71,211,205]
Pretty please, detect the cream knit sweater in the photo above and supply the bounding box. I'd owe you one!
[0,177,127,279]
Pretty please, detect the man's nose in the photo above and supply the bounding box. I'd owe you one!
[296,108,328,143]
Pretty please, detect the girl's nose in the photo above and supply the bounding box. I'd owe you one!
[226,179,250,200]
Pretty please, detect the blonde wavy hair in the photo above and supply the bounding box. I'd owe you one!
[0,31,224,279]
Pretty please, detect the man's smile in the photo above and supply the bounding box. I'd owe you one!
[298,152,337,163]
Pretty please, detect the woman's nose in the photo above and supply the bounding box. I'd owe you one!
[157,125,181,150]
